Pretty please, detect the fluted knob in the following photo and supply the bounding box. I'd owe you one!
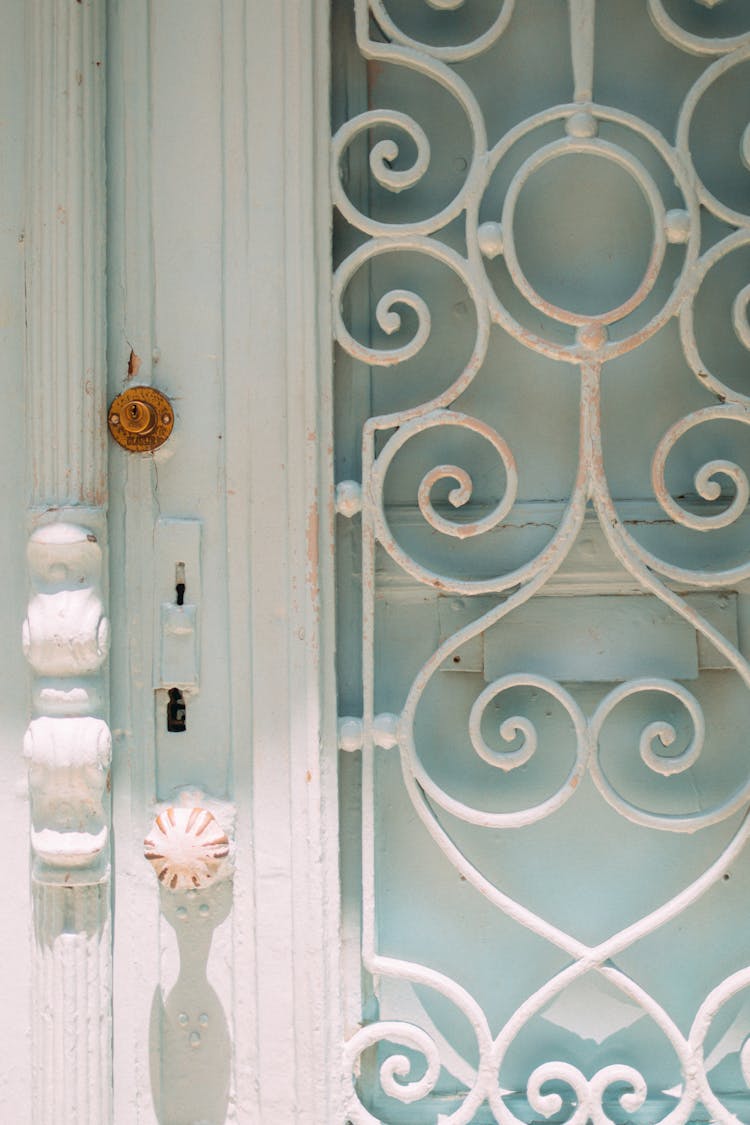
[144,807,230,891]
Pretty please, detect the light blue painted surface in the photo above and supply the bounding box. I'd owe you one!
[3,2,339,1120]
[334,2,750,1121]
[107,6,235,1120]
[2,0,748,1119]
[106,3,340,1122]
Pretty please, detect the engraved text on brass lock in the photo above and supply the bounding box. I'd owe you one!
[108,386,174,452]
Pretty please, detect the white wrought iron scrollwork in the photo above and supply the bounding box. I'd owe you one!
[335,1,750,1121]
[680,230,750,404]
[366,0,516,63]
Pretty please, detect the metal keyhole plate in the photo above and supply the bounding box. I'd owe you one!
[108,385,174,452]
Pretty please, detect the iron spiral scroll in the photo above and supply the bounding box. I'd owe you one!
[333,2,750,1121]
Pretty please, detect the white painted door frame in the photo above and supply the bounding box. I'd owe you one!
[19,1,343,1121]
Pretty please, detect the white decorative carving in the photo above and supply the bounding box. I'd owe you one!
[144,807,231,891]
[24,0,110,1118]
[23,524,111,877]
[23,717,111,868]
[23,524,109,677]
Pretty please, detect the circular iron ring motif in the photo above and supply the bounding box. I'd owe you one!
[501,137,666,329]
[468,104,700,363]
[677,45,750,229]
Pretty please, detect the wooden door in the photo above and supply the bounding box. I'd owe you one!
[5,2,750,1123]
[7,2,339,1122]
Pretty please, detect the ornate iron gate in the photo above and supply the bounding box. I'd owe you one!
[333,2,750,1121]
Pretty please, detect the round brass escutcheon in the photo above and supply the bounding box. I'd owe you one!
[108,386,174,452]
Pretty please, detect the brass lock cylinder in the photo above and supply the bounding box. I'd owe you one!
[108,386,174,451]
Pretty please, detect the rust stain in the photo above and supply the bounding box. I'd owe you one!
[306,497,320,606]
[366,58,384,93]
[305,770,312,783]
[127,348,141,379]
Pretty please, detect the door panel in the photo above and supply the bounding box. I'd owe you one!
[107,3,339,1122]
[107,6,234,1120]
[333,2,750,1122]
[9,3,337,1121]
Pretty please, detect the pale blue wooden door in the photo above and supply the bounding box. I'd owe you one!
[7,3,338,1121]
[333,2,750,1122]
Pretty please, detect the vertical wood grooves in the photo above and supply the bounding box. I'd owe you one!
[26,0,106,508]
[221,1,255,1118]
[241,1,342,1120]
[25,3,111,1122]
[33,885,112,1124]
[107,1,160,1119]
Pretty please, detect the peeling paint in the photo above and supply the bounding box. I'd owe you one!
[306,496,320,606]
[126,348,141,379]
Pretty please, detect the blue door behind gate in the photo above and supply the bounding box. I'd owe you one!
[333,2,750,1122]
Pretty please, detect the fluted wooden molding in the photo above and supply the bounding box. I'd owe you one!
[24,2,111,1121]
[33,883,112,1125]
[25,0,107,508]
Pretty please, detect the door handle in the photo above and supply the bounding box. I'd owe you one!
[144,806,231,892]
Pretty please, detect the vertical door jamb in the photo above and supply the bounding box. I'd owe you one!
[23,1,112,1121]
[230,1,344,1119]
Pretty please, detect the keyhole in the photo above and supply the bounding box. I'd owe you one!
[175,562,186,606]
[120,398,156,434]
[167,688,187,733]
